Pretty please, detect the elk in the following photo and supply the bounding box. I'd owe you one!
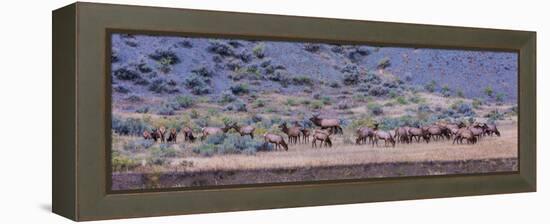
[468,125,485,141]
[356,127,374,145]
[309,115,343,134]
[157,126,167,143]
[292,121,310,143]
[373,130,396,147]
[263,133,288,151]
[394,126,411,144]
[232,123,256,139]
[453,128,477,144]
[279,122,302,144]
[142,130,151,140]
[150,128,161,142]
[166,128,177,143]
[312,129,332,148]
[200,123,232,141]
[485,123,501,136]
[181,126,196,142]
[427,126,445,141]
[408,127,430,143]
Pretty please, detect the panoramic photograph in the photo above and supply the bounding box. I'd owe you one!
[110,33,518,191]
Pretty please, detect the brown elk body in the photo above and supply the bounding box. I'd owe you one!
[312,129,332,148]
[157,126,167,143]
[166,128,177,143]
[181,127,196,142]
[485,124,501,136]
[453,128,477,144]
[232,123,256,139]
[279,122,302,144]
[373,130,396,147]
[408,127,430,143]
[142,130,151,140]
[309,115,343,134]
[263,133,288,151]
[200,124,232,141]
[356,127,374,145]
[394,126,411,144]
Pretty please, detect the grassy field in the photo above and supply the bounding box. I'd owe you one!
[112,120,517,173]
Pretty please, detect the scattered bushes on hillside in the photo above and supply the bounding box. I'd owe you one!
[125,95,143,103]
[219,91,237,104]
[191,66,215,77]
[113,85,130,94]
[291,76,314,86]
[252,43,265,59]
[175,95,194,108]
[485,109,505,122]
[342,72,360,85]
[230,83,250,95]
[484,86,494,97]
[193,134,268,156]
[368,103,383,116]
[111,51,119,63]
[112,116,150,136]
[368,85,389,97]
[137,63,152,73]
[228,40,244,48]
[347,47,370,62]
[112,154,140,172]
[364,71,382,84]
[207,41,235,57]
[149,50,181,65]
[440,85,451,97]
[149,78,179,94]
[183,75,211,95]
[377,57,391,69]
[237,49,253,63]
[331,45,344,54]
[224,99,247,112]
[123,139,154,152]
[177,40,193,48]
[495,93,505,103]
[113,67,140,81]
[424,80,437,92]
[304,43,321,53]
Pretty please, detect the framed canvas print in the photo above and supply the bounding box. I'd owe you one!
[53,2,536,221]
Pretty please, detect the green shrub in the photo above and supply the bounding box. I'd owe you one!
[425,80,436,92]
[472,98,483,109]
[230,83,250,95]
[175,95,194,108]
[112,154,140,172]
[495,93,505,103]
[310,100,324,110]
[292,76,314,86]
[457,90,464,98]
[377,57,391,69]
[396,96,408,105]
[484,86,494,97]
[321,96,332,105]
[285,98,298,106]
[252,43,265,58]
[123,139,154,152]
[112,116,150,136]
[367,103,383,116]
[253,99,266,108]
[150,144,178,158]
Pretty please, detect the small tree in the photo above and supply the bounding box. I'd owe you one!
[484,86,494,97]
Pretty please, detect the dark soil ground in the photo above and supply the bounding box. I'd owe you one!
[111,157,517,191]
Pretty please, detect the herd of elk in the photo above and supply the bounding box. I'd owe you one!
[138,115,501,151]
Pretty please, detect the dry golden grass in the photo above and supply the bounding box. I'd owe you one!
[167,122,517,172]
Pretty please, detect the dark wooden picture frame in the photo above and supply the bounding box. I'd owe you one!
[53,2,536,221]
